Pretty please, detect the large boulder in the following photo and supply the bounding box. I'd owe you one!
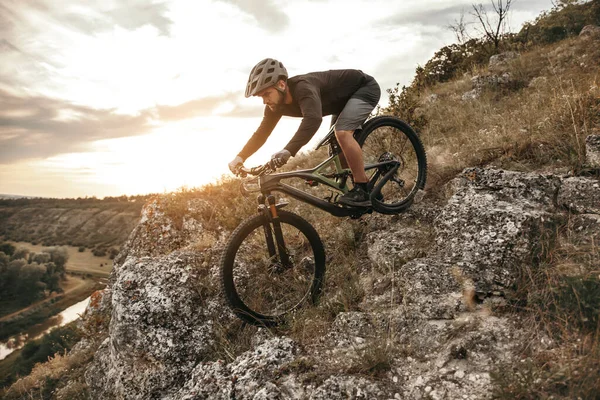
[488,51,519,72]
[85,251,229,399]
[579,24,600,39]
[169,337,301,400]
[462,73,514,100]
[364,168,564,317]
[435,168,560,294]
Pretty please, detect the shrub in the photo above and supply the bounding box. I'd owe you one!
[92,248,106,257]
[0,242,16,256]
[518,0,600,45]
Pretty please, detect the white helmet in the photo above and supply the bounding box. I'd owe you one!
[245,58,288,98]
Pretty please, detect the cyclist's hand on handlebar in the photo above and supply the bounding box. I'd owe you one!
[270,149,291,168]
[228,155,244,175]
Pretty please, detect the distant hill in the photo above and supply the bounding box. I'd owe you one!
[0,195,153,252]
[0,194,38,199]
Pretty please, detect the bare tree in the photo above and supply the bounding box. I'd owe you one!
[447,9,471,44]
[471,0,514,51]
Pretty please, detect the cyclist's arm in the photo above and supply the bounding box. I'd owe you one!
[284,83,323,156]
[238,108,282,160]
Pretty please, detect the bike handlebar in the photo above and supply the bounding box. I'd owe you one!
[236,162,276,178]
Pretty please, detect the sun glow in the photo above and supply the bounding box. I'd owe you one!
[7,115,321,198]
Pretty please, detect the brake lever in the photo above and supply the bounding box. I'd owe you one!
[235,168,247,178]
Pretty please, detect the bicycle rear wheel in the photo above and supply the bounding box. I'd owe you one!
[221,210,325,326]
[358,116,427,214]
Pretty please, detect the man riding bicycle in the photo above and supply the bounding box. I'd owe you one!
[228,58,381,207]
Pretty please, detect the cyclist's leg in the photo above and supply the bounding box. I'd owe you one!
[334,79,381,185]
[330,113,350,168]
[336,124,368,182]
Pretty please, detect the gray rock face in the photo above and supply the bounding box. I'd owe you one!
[169,337,299,400]
[377,168,561,320]
[462,89,480,101]
[462,73,513,100]
[436,168,560,292]
[488,51,519,72]
[558,177,600,214]
[309,376,386,399]
[586,135,600,167]
[86,251,226,399]
[117,198,218,261]
[472,73,513,89]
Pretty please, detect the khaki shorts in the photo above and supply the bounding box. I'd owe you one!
[331,77,381,131]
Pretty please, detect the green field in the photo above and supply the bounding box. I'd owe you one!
[7,241,113,277]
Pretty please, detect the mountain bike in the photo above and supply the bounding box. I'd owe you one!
[221,116,427,326]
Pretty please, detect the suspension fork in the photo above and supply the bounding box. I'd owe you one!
[258,194,291,267]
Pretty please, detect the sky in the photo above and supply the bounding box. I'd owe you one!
[0,0,554,198]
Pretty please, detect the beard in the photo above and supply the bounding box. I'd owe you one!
[269,89,286,112]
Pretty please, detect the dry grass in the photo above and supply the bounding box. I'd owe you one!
[492,211,600,398]
[419,36,600,192]
[2,346,94,400]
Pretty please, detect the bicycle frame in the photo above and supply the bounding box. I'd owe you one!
[249,132,400,218]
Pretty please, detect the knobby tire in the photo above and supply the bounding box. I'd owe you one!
[221,210,325,327]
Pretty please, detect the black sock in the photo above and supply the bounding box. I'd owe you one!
[356,182,368,192]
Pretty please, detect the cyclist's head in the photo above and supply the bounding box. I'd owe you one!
[245,58,288,98]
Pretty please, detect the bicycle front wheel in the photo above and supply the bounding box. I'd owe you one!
[358,116,427,214]
[221,210,325,326]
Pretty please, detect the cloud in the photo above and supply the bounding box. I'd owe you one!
[218,0,289,33]
[0,90,153,163]
[0,39,20,53]
[0,89,260,163]
[377,4,471,29]
[156,93,239,121]
[65,0,173,36]
[0,0,173,39]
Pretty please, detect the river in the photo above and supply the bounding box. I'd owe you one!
[0,296,91,360]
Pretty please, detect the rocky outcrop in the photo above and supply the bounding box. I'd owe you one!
[488,51,519,73]
[83,168,600,399]
[462,73,514,101]
[85,249,233,399]
[579,24,600,39]
[586,135,600,167]
[557,176,600,214]
[462,51,521,101]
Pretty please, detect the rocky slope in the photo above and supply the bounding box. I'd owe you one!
[13,21,600,400]
[73,161,599,399]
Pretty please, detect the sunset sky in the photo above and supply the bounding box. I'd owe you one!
[0,0,554,198]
